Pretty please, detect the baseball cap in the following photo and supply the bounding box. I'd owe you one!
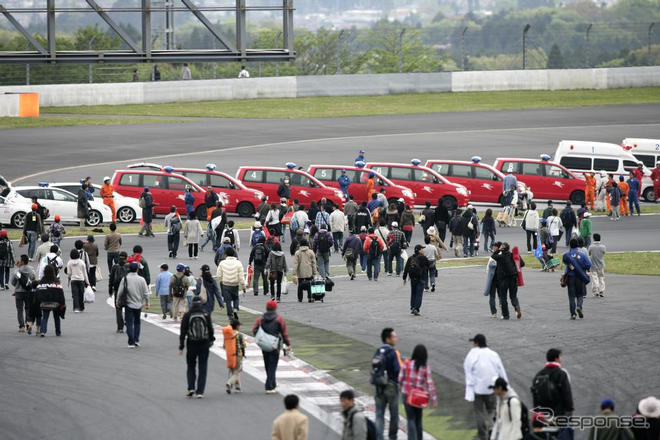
[266,300,278,311]
[469,334,487,347]
[488,377,508,389]
[128,262,139,271]
[0,230,7,237]
[103,176,111,182]
[601,398,615,410]
[584,212,591,217]
[391,221,398,228]
[54,215,60,221]
[31,203,38,210]
[414,244,425,252]
[176,263,186,271]
[341,169,346,173]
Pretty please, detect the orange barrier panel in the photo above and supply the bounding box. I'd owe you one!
[18,93,39,117]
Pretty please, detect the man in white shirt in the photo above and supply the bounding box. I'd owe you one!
[490,377,522,440]
[329,204,346,252]
[238,65,250,78]
[38,245,63,280]
[181,63,192,80]
[464,334,509,440]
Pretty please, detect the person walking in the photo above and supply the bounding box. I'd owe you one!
[366,172,376,202]
[420,201,436,237]
[579,212,593,248]
[343,195,359,234]
[546,209,563,254]
[204,186,218,222]
[223,318,246,394]
[484,242,501,318]
[35,264,66,337]
[83,235,99,291]
[386,222,407,277]
[585,172,596,210]
[313,224,334,278]
[155,264,172,319]
[115,262,150,348]
[399,344,438,440]
[195,264,224,315]
[462,207,479,258]
[253,300,291,394]
[522,202,540,253]
[34,233,54,272]
[170,264,191,321]
[531,348,574,440]
[588,399,634,440]
[183,212,203,259]
[618,176,630,216]
[363,227,385,282]
[210,202,228,251]
[491,243,524,320]
[560,202,577,246]
[449,210,464,258]
[652,161,660,202]
[100,176,116,223]
[181,63,192,80]
[48,216,66,249]
[249,236,270,296]
[626,171,641,216]
[179,295,214,399]
[588,233,606,298]
[489,377,523,440]
[108,251,129,333]
[271,395,308,440]
[265,242,287,302]
[464,334,509,440]
[164,206,182,258]
[138,186,155,237]
[403,245,430,316]
[11,254,35,332]
[265,203,282,239]
[292,239,318,302]
[481,209,497,253]
[65,249,89,313]
[631,396,660,440]
[104,223,122,272]
[400,205,415,243]
[562,238,592,319]
[330,205,346,252]
[434,199,450,242]
[342,231,362,280]
[22,204,43,261]
[0,230,16,289]
[216,247,246,320]
[372,328,401,440]
[340,389,368,440]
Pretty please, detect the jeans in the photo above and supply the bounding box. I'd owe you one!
[221,284,239,318]
[71,280,86,311]
[410,278,425,311]
[0,266,10,287]
[383,250,393,274]
[40,309,61,335]
[375,382,399,440]
[366,255,382,280]
[139,222,153,237]
[360,254,368,272]
[332,231,343,252]
[473,394,497,440]
[497,276,519,319]
[262,349,279,391]
[113,292,124,331]
[611,205,620,220]
[628,192,640,215]
[346,257,357,277]
[107,252,119,273]
[316,252,330,278]
[567,276,585,316]
[188,243,198,258]
[526,230,538,252]
[488,280,498,315]
[26,230,38,259]
[403,396,423,440]
[253,265,268,295]
[483,233,495,252]
[386,251,403,275]
[124,307,142,345]
[463,234,475,257]
[168,233,180,257]
[403,230,413,243]
[583,235,591,249]
[186,342,210,394]
[159,295,171,316]
[551,236,559,253]
[269,271,283,299]
[15,292,28,328]
[565,226,573,246]
[426,265,437,288]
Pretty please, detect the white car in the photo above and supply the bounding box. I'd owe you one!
[0,191,35,229]
[49,182,142,223]
[12,185,113,227]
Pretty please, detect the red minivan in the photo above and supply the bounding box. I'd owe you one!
[492,156,585,204]
[365,160,470,209]
[236,165,345,208]
[306,164,416,206]
[425,158,514,205]
[128,163,263,217]
[112,168,210,217]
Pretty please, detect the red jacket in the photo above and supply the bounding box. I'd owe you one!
[363,234,386,255]
[651,168,660,184]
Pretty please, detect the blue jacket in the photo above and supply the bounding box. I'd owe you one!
[355,154,365,164]
[627,178,640,195]
[367,199,381,213]
[562,248,592,284]
[155,270,172,296]
[608,186,621,206]
[379,344,400,384]
[184,191,195,206]
[503,174,517,193]
[338,175,352,191]
[195,276,224,314]
[342,233,363,257]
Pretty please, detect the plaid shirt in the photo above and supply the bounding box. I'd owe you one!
[398,359,437,405]
[387,229,407,249]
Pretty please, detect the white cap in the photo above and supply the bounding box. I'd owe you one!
[103,176,111,182]
[254,221,262,228]
[391,221,398,228]
[584,212,591,217]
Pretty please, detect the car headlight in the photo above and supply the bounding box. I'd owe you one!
[456,187,468,196]
[334,190,345,200]
[402,190,413,198]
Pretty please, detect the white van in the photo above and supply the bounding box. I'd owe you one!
[621,138,660,168]
[554,140,655,201]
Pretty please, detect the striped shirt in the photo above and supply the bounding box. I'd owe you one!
[398,359,438,405]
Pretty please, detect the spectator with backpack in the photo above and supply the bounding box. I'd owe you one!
[115,262,150,348]
[138,186,155,238]
[38,245,63,280]
[223,318,246,394]
[588,398,634,440]
[399,344,438,440]
[292,239,318,303]
[253,300,291,394]
[165,206,182,259]
[363,227,386,281]
[313,224,334,278]
[265,242,287,302]
[490,377,528,440]
[48,216,66,249]
[155,264,173,320]
[169,264,191,321]
[22,203,43,261]
[315,205,331,231]
[355,202,373,234]
[560,203,577,247]
[214,237,236,266]
[491,243,524,320]
[249,236,270,296]
[562,238,592,320]
[250,221,266,247]
[342,231,363,281]
[183,212,203,260]
[179,295,214,399]
[0,230,15,289]
[371,328,401,440]
[215,247,246,320]
[34,233,54,272]
[11,254,35,332]
[531,348,574,440]
[464,334,509,440]
[108,251,129,333]
[449,210,464,258]
[221,220,240,253]
[340,389,371,440]
[35,264,66,337]
[403,245,430,315]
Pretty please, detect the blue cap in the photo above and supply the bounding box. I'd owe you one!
[79,178,85,184]
[600,398,615,410]
[369,171,375,178]
[355,161,366,168]
[206,163,216,171]
[341,169,346,173]
[164,166,174,172]
[176,263,186,271]
[472,156,482,163]
[359,149,365,153]
[540,218,547,224]
[540,154,551,161]
[411,159,421,166]
[128,262,139,271]
[143,186,149,191]
[286,162,296,169]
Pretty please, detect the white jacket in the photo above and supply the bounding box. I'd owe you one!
[491,391,523,440]
[216,256,246,290]
[265,209,281,226]
[464,347,508,401]
[547,215,563,236]
[329,210,346,233]
[183,219,204,245]
[523,209,540,232]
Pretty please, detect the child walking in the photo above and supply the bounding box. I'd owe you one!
[223,319,246,394]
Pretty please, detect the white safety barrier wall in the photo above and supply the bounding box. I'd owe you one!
[1,66,658,107]
[0,93,20,116]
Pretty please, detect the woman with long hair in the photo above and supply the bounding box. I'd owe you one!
[398,344,437,440]
[265,203,282,239]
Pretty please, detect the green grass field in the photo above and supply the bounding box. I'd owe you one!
[42,87,660,120]
[0,116,187,129]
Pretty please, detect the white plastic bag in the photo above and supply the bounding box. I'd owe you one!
[282,276,288,295]
[95,266,103,281]
[401,249,409,265]
[84,285,95,303]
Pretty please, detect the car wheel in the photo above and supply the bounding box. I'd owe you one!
[569,190,585,205]
[441,196,457,211]
[86,210,102,226]
[236,202,255,218]
[11,211,26,229]
[117,207,136,223]
[642,187,655,202]
[195,205,207,221]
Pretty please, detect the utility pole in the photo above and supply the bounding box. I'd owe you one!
[88,36,96,83]
[398,28,406,73]
[275,31,282,76]
[25,63,30,85]
[335,29,345,74]
[461,27,468,71]
[585,24,592,68]
[649,23,656,65]
[522,24,530,70]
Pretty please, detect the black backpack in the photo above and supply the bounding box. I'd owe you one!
[47,255,60,278]
[187,312,209,342]
[0,240,9,260]
[317,232,331,253]
[172,276,186,298]
[169,216,181,234]
[368,237,381,259]
[366,418,376,440]
[507,396,531,439]
[531,369,561,409]
[224,229,235,246]
[388,233,401,256]
[407,255,423,279]
[369,346,390,386]
[253,244,267,265]
[18,271,31,290]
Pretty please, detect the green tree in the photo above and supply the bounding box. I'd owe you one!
[547,43,564,68]
[367,22,439,73]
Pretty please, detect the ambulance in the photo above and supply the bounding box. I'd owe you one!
[621,138,660,168]
[553,140,654,201]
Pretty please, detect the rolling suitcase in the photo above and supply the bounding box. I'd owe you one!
[310,279,326,302]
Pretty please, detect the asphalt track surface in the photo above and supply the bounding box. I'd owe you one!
[1,104,660,439]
